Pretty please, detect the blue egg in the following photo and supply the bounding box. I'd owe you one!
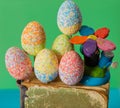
[57,0,82,35]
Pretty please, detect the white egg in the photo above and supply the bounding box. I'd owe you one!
[57,0,82,35]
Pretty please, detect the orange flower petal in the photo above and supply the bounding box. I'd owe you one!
[70,36,88,44]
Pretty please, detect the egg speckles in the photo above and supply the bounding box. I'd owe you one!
[5,47,33,80]
[34,49,58,83]
[21,21,46,56]
[59,51,84,85]
[57,0,82,35]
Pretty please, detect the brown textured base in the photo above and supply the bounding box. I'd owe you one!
[18,77,109,108]
[17,80,28,108]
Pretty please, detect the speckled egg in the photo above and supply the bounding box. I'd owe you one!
[52,34,73,62]
[21,21,46,56]
[34,49,58,83]
[57,0,82,35]
[59,51,84,85]
[5,47,33,80]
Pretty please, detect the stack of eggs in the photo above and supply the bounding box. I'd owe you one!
[52,0,82,62]
[5,0,84,86]
[54,0,84,85]
[5,0,116,86]
[5,21,46,81]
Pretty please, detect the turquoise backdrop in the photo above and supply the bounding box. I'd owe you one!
[0,0,120,89]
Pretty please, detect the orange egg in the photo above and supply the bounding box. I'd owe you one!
[21,21,46,56]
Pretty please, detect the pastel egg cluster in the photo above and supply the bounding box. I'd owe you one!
[5,0,84,85]
[5,0,116,87]
[5,47,32,80]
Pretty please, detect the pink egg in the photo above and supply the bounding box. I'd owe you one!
[59,50,84,85]
[5,47,33,80]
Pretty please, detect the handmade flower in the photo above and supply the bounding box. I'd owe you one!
[70,25,116,52]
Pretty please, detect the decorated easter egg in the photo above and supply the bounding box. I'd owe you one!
[21,21,46,56]
[52,34,73,62]
[57,0,82,35]
[34,49,58,83]
[59,51,84,85]
[5,47,33,80]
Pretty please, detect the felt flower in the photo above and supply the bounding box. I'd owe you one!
[70,25,116,52]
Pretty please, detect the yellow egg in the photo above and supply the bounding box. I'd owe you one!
[52,34,73,62]
[34,49,58,83]
[21,21,46,56]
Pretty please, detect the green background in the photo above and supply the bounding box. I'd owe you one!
[0,0,120,89]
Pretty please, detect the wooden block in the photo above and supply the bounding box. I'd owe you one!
[19,77,109,108]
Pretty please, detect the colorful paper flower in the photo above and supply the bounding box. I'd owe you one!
[70,25,116,52]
